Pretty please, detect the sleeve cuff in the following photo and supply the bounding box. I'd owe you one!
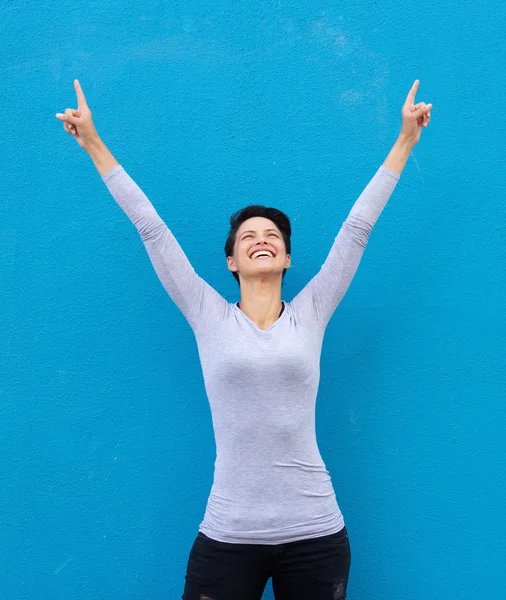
[378,164,401,180]
[101,164,124,182]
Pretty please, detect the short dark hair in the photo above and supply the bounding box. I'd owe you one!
[224,205,292,285]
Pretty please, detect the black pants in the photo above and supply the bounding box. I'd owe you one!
[182,526,351,600]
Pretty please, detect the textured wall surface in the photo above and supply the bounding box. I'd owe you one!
[1,1,505,599]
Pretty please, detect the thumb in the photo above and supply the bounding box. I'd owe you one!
[411,103,432,120]
[55,111,80,125]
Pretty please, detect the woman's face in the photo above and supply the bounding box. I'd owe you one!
[227,217,290,282]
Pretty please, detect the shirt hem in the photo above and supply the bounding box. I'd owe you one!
[198,514,345,545]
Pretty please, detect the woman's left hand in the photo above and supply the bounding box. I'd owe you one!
[400,79,432,146]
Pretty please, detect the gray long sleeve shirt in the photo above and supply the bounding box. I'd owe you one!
[102,164,400,544]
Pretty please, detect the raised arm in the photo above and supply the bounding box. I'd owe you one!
[291,79,432,331]
[56,79,229,334]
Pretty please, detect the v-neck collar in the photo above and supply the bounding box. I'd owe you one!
[235,301,286,333]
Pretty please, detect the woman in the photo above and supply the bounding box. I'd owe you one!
[56,79,432,600]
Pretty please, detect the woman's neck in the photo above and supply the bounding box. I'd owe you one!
[237,296,284,330]
[237,279,284,329]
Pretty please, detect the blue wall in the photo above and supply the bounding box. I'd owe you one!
[1,1,504,598]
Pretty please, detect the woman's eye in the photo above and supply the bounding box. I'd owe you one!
[242,233,277,239]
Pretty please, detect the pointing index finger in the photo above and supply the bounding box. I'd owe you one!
[74,79,88,108]
[406,79,420,104]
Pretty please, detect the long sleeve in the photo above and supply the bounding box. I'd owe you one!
[101,165,229,335]
[291,164,400,331]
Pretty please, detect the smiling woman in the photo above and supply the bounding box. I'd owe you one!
[57,77,431,600]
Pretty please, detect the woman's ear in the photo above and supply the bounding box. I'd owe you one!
[227,256,237,272]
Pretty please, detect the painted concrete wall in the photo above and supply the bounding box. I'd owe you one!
[1,1,504,598]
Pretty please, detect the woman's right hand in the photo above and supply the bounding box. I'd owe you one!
[56,79,99,149]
